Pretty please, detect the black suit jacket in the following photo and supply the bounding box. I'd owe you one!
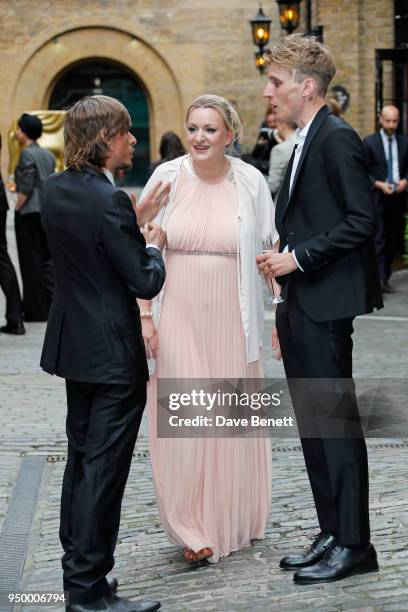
[276,105,383,322]
[363,131,408,201]
[40,167,165,384]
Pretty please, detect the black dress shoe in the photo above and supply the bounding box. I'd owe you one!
[293,543,379,584]
[107,577,118,593]
[66,593,161,611]
[279,531,337,569]
[381,281,395,294]
[0,322,25,335]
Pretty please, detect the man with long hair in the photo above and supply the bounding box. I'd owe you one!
[40,95,168,612]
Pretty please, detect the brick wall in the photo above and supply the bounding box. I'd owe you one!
[316,0,394,136]
[0,0,395,179]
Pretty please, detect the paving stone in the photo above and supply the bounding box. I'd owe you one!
[1,210,407,611]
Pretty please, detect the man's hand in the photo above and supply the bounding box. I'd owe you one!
[396,178,408,193]
[141,318,159,359]
[144,224,167,252]
[375,180,394,196]
[14,192,27,211]
[256,251,298,278]
[131,181,171,227]
[272,325,282,361]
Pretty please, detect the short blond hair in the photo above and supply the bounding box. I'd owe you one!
[186,94,243,146]
[64,95,131,171]
[264,34,336,97]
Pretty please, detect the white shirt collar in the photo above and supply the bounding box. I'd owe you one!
[380,128,395,142]
[295,115,315,146]
[103,168,115,185]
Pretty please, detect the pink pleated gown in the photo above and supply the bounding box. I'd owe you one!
[149,160,272,563]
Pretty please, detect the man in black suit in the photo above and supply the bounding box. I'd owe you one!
[257,34,383,585]
[363,105,408,293]
[0,134,24,334]
[41,96,169,612]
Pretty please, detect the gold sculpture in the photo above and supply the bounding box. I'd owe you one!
[7,111,66,189]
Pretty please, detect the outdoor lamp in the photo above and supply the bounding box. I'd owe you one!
[250,7,271,48]
[276,0,302,34]
[250,6,272,74]
[255,50,267,74]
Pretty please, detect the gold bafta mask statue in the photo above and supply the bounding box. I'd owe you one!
[7,111,66,190]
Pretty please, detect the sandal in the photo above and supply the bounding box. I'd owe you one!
[183,547,213,562]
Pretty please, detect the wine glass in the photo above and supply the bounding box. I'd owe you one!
[261,237,284,305]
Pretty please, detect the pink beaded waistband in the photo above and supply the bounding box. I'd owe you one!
[166,248,238,257]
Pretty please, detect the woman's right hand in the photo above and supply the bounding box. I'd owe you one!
[272,325,282,361]
[131,181,171,226]
[141,318,159,359]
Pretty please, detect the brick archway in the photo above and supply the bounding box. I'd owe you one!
[11,26,183,159]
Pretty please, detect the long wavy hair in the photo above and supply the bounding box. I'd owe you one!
[64,95,131,171]
[159,131,186,161]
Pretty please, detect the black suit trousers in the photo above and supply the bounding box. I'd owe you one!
[374,192,406,282]
[275,282,370,546]
[60,380,146,605]
[14,211,53,321]
[0,211,23,325]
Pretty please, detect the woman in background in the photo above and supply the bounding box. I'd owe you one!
[146,131,185,179]
[139,95,276,563]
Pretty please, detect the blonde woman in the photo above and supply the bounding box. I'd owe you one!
[139,95,276,563]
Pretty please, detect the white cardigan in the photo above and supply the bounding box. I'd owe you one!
[140,154,278,364]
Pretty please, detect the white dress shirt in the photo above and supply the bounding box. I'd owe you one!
[380,129,400,184]
[284,114,316,272]
[103,168,115,185]
[290,117,315,193]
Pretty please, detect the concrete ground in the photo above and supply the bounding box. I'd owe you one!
[0,208,407,611]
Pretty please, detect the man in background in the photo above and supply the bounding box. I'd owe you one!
[14,114,55,321]
[267,119,297,198]
[364,105,408,293]
[249,107,280,174]
[0,132,24,334]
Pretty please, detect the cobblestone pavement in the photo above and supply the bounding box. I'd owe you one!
[1,211,408,611]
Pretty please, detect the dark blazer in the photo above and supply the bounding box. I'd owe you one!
[40,168,165,384]
[363,131,408,195]
[276,105,383,322]
[15,143,56,215]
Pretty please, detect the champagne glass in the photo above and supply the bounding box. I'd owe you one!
[261,237,284,305]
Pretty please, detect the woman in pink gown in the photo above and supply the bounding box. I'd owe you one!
[139,95,277,563]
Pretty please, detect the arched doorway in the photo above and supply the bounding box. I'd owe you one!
[49,59,149,185]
